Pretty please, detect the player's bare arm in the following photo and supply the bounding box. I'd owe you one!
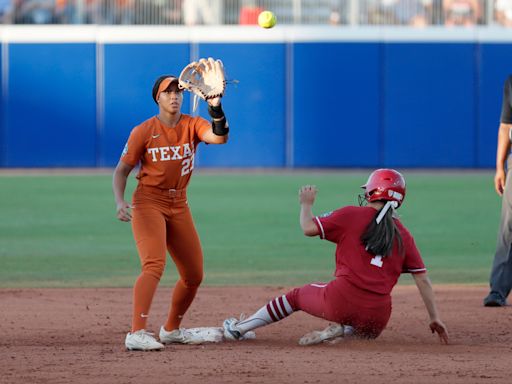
[113,160,135,222]
[412,272,449,344]
[299,185,320,237]
[495,123,512,196]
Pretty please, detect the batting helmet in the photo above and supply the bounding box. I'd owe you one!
[361,169,406,207]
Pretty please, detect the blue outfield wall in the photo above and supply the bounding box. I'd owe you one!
[6,43,97,167]
[478,43,512,167]
[384,43,477,167]
[1,26,512,168]
[293,42,381,167]
[0,43,4,167]
[195,43,287,167]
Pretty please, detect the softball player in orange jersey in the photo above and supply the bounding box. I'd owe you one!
[113,75,229,351]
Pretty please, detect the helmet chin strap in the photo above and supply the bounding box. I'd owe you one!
[375,201,399,224]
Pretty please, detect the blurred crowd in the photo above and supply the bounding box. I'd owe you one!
[0,1,181,24]
[0,0,511,26]
[358,0,510,26]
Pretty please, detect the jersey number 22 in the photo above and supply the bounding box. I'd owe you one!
[181,154,195,176]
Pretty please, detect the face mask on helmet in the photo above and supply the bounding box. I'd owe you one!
[360,169,406,207]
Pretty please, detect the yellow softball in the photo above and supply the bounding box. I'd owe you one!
[258,11,277,29]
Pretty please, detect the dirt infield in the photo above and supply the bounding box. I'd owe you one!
[1,285,511,384]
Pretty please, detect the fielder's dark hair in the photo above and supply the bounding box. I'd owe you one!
[361,204,403,257]
[152,74,177,103]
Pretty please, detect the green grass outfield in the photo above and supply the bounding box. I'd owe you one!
[0,170,500,288]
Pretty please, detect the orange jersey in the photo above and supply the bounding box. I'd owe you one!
[121,115,210,189]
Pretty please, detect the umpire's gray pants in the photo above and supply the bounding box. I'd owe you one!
[489,155,512,299]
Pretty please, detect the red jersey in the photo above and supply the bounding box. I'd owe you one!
[314,206,426,295]
[120,114,210,190]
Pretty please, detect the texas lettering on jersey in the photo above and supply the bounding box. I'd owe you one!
[120,115,211,188]
[147,143,194,162]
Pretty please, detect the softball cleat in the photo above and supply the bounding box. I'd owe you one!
[159,326,194,344]
[223,317,242,340]
[298,324,353,346]
[125,329,164,351]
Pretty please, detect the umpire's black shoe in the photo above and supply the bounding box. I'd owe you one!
[483,292,507,307]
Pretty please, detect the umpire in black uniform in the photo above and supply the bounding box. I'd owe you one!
[484,75,512,307]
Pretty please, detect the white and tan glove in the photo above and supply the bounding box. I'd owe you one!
[179,57,226,101]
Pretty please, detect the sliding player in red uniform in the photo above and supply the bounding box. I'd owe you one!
[223,169,448,345]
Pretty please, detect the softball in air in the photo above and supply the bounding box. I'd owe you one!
[258,11,277,29]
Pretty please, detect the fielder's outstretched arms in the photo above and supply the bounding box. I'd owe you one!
[113,63,231,351]
[223,169,449,345]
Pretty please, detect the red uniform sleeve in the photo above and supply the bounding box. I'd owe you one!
[313,208,347,243]
[120,125,146,166]
[402,235,426,274]
[194,116,211,142]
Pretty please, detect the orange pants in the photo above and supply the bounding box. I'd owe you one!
[130,184,203,332]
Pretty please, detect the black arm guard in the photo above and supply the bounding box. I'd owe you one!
[208,104,229,136]
[212,116,229,136]
[208,104,225,119]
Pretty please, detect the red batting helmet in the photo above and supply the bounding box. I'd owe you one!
[361,169,406,207]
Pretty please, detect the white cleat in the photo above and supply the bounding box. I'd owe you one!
[223,318,242,340]
[125,329,164,351]
[222,317,256,341]
[298,324,354,346]
[159,327,194,344]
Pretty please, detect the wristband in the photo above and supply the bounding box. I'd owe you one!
[208,104,225,119]
[212,116,229,136]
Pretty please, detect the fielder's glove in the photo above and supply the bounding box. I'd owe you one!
[178,57,226,101]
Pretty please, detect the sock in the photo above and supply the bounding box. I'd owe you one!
[131,273,160,332]
[164,278,199,331]
[236,295,294,335]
